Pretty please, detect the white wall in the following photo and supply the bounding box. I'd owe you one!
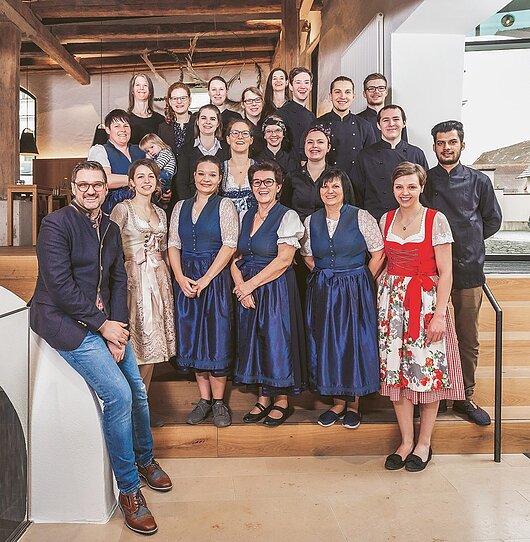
[29,65,268,159]
[463,48,530,163]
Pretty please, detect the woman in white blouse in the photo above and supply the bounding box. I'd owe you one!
[168,156,239,428]
[231,161,306,426]
[378,162,464,472]
[301,168,385,429]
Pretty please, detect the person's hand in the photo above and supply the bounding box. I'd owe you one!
[193,275,211,297]
[233,281,255,302]
[178,276,197,298]
[160,189,172,203]
[426,314,445,345]
[107,341,125,363]
[99,320,129,348]
[239,293,256,309]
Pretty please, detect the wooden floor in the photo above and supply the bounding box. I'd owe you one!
[1,247,529,457]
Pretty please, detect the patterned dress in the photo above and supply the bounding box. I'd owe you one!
[110,200,176,365]
[220,159,256,214]
[378,208,465,404]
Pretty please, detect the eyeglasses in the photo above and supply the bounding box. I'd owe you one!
[243,97,263,105]
[229,130,251,138]
[264,128,283,136]
[251,178,276,188]
[169,96,189,102]
[74,182,106,192]
[365,85,387,93]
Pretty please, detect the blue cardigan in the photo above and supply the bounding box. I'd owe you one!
[30,204,128,351]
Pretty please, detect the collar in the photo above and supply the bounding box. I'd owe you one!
[328,109,353,122]
[433,162,465,177]
[194,137,222,155]
[378,138,406,150]
[362,107,377,118]
[71,199,103,228]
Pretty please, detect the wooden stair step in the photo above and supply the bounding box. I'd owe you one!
[151,419,530,458]
[485,275,530,301]
[478,300,530,332]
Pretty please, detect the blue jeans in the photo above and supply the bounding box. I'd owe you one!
[58,331,153,494]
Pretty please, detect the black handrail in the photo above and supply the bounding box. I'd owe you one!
[482,282,502,463]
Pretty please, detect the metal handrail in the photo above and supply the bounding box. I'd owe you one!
[482,282,503,463]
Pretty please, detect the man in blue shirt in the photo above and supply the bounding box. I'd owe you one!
[423,121,502,426]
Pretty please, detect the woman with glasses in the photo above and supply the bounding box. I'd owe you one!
[127,73,165,145]
[158,82,194,159]
[241,86,266,158]
[168,156,238,428]
[231,161,306,426]
[256,115,299,175]
[220,118,256,214]
[301,168,384,429]
[262,68,290,119]
[110,159,176,403]
[175,104,229,201]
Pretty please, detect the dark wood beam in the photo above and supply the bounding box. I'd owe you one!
[21,38,277,58]
[282,0,300,71]
[30,0,282,19]
[0,0,90,84]
[48,21,281,43]
[23,55,272,76]
[0,20,21,200]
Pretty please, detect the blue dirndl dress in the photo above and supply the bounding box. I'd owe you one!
[102,141,145,214]
[305,205,380,397]
[233,202,307,396]
[173,195,235,374]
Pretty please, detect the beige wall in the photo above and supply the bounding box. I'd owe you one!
[316,0,422,116]
[29,64,268,159]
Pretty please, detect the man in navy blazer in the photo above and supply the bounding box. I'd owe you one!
[30,161,171,536]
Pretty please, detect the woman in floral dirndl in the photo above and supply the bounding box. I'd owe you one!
[378,162,465,472]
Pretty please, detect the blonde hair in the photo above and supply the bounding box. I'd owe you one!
[139,133,170,152]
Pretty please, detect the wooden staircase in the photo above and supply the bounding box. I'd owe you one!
[1,248,529,457]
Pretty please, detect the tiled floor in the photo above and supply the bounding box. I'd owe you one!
[21,454,530,542]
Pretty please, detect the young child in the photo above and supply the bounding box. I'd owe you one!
[139,133,176,196]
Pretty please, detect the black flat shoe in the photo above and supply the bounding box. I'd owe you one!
[243,402,273,423]
[262,404,294,427]
[384,452,412,471]
[405,447,433,472]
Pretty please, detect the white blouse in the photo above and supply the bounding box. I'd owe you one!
[241,208,304,249]
[168,197,239,249]
[300,209,384,257]
[379,208,454,246]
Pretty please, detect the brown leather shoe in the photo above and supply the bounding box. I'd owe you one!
[137,459,173,492]
[118,489,158,535]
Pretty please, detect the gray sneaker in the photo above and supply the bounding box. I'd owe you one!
[212,400,232,428]
[186,399,212,425]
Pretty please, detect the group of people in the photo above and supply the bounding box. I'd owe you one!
[29,66,502,535]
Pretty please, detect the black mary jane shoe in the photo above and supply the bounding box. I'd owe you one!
[262,404,294,427]
[384,452,412,471]
[243,402,273,423]
[405,447,433,472]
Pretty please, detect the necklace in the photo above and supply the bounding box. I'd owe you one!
[398,207,423,231]
[133,204,153,225]
[257,202,275,221]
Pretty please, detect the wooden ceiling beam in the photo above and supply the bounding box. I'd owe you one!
[21,39,277,58]
[47,21,281,43]
[0,0,90,84]
[30,0,282,19]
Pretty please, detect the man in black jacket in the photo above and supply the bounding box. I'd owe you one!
[423,121,502,425]
[30,161,172,535]
[352,104,428,220]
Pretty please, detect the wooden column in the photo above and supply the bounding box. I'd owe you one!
[282,0,300,72]
[0,19,21,201]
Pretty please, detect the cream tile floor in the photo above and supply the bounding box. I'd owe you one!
[21,454,530,542]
